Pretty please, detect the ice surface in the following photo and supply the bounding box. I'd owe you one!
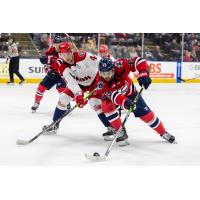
[0,83,200,165]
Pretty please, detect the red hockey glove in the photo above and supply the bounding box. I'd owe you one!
[137,71,152,89]
[75,93,88,108]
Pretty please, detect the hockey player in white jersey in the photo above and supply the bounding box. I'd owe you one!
[44,42,119,137]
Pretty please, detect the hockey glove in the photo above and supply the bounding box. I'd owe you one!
[137,71,152,89]
[75,93,88,108]
[124,99,136,112]
[40,56,48,65]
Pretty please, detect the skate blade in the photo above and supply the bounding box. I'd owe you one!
[118,140,130,147]
[43,130,57,135]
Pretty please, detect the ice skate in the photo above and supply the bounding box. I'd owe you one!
[102,126,116,141]
[161,132,176,143]
[19,80,26,85]
[116,127,130,147]
[43,123,59,134]
[31,102,40,113]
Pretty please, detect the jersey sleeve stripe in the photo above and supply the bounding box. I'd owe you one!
[111,91,120,105]
[57,59,63,65]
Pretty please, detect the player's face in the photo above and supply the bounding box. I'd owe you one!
[100,52,109,58]
[59,52,74,64]
[100,69,114,82]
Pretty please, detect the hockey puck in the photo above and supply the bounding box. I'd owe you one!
[93,152,100,157]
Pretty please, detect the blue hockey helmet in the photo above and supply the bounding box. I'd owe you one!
[98,58,114,81]
[98,58,114,72]
[53,35,62,44]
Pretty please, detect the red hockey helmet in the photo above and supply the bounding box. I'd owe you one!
[99,44,109,53]
[59,42,72,53]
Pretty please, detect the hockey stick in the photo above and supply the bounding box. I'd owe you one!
[85,87,144,162]
[177,74,200,82]
[16,90,96,145]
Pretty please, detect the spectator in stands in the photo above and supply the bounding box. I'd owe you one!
[115,45,123,58]
[169,38,181,60]
[128,47,138,57]
[136,45,142,57]
[6,37,25,84]
[144,47,154,61]
[183,50,193,62]
[40,33,49,50]
[191,47,197,61]
[121,46,129,58]
[153,45,165,61]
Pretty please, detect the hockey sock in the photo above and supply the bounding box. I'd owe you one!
[105,111,122,132]
[53,107,66,123]
[140,111,166,135]
[97,112,111,127]
[35,84,47,103]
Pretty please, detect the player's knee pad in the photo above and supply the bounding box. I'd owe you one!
[89,98,102,114]
[57,93,73,110]
[102,99,116,114]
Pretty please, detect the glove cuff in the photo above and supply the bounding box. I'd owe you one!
[138,71,148,78]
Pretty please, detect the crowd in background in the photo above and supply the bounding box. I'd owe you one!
[145,33,200,62]
[1,33,200,62]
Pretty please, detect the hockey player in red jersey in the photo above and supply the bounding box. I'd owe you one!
[99,44,115,60]
[31,35,70,112]
[44,42,116,136]
[96,57,175,144]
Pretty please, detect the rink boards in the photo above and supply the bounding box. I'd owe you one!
[0,59,200,83]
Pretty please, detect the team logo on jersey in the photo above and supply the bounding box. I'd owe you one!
[103,91,112,98]
[97,81,104,90]
[76,63,81,69]
[102,63,107,68]
[115,61,122,68]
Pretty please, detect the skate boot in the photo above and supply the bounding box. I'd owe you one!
[43,123,59,134]
[102,126,116,141]
[19,80,25,85]
[161,132,175,143]
[7,81,14,85]
[31,102,40,113]
[116,127,130,147]
[67,103,71,110]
